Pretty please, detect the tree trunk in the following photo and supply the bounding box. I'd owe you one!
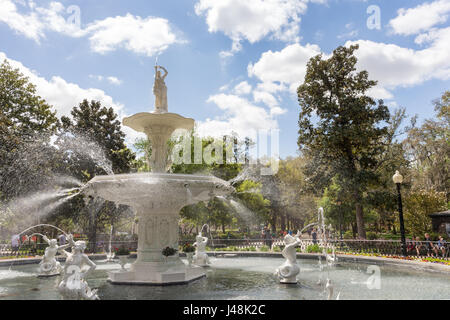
[354,191,366,239]
[280,213,286,231]
[88,209,97,254]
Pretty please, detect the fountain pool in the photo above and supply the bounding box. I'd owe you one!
[1,257,449,300]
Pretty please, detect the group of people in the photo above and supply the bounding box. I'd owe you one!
[10,232,67,253]
[407,233,447,258]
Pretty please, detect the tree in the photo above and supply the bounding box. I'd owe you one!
[0,60,59,199]
[60,99,135,178]
[297,45,390,238]
[404,91,450,201]
[403,189,447,237]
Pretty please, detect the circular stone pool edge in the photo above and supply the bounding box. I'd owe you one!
[1,252,448,274]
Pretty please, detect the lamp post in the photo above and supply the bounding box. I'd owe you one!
[393,170,407,257]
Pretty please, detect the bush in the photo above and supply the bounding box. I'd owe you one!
[273,246,282,252]
[306,244,321,253]
[366,232,378,240]
[343,231,354,239]
[162,246,177,257]
[182,243,195,253]
[260,245,270,252]
[115,246,130,256]
[249,246,256,252]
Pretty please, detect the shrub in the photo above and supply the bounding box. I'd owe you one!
[115,246,130,256]
[366,232,378,240]
[306,244,321,253]
[260,245,270,252]
[182,243,195,253]
[162,247,177,257]
[273,246,282,252]
[343,231,354,239]
[249,246,257,252]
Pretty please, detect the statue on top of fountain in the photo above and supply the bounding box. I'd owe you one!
[153,65,168,113]
[275,231,302,284]
[193,232,210,267]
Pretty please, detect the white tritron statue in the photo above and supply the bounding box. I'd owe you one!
[58,234,99,300]
[193,232,210,266]
[275,231,302,284]
[38,235,69,276]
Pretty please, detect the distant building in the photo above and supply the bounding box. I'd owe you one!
[428,210,450,236]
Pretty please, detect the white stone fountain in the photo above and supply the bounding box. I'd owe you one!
[82,65,234,285]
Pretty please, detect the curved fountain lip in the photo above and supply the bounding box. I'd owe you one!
[123,112,194,132]
[82,172,235,208]
[86,172,228,182]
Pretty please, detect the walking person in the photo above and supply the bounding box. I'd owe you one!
[312,228,318,245]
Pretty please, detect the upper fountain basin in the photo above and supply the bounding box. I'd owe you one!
[123,112,194,133]
[81,172,234,212]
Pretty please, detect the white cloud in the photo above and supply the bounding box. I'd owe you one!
[90,74,123,86]
[253,90,279,108]
[85,14,181,56]
[194,0,313,56]
[0,0,46,42]
[107,76,122,86]
[0,1,181,57]
[347,27,450,95]
[233,81,252,95]
[248,43,322,93]
[196,93,279,138]
[0,52,144,145]
[389,0,450,36]
[247,25,450,100]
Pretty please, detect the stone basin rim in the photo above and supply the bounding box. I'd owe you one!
[86,172,232,183]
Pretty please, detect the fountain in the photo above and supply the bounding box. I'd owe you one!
[81,65,234,285]
[38,234,64,277]
[57,234,99,300]
[193,231,210,267]
[275,231,302,284]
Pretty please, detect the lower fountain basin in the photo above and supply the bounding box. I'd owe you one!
[1,257,449,299]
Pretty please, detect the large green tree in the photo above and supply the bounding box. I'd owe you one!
[297,45,390,238]
[0,60,59,199]
[404,91,449,201]
[60,99,135,178]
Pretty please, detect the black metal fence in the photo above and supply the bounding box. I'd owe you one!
[1,238,448,260]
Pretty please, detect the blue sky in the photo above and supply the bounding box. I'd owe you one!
[1,0,449,158]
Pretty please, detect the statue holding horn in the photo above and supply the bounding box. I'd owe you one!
[153,65,168,113]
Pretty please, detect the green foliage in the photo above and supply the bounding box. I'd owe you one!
[162,246,177,257]
[60,99,135,177]
[0,60,59,199]
[366,231,378,240]
[182,243,196,253]
[403,189,447,236]
[273,246,282,252]
[306,244,321,253]
[115,246,130,256]
[260,245,270,252]
[297,45,391,238]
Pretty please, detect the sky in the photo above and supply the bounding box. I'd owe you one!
[1,0,449,158]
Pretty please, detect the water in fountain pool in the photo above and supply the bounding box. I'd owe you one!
[1,257,449,300]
